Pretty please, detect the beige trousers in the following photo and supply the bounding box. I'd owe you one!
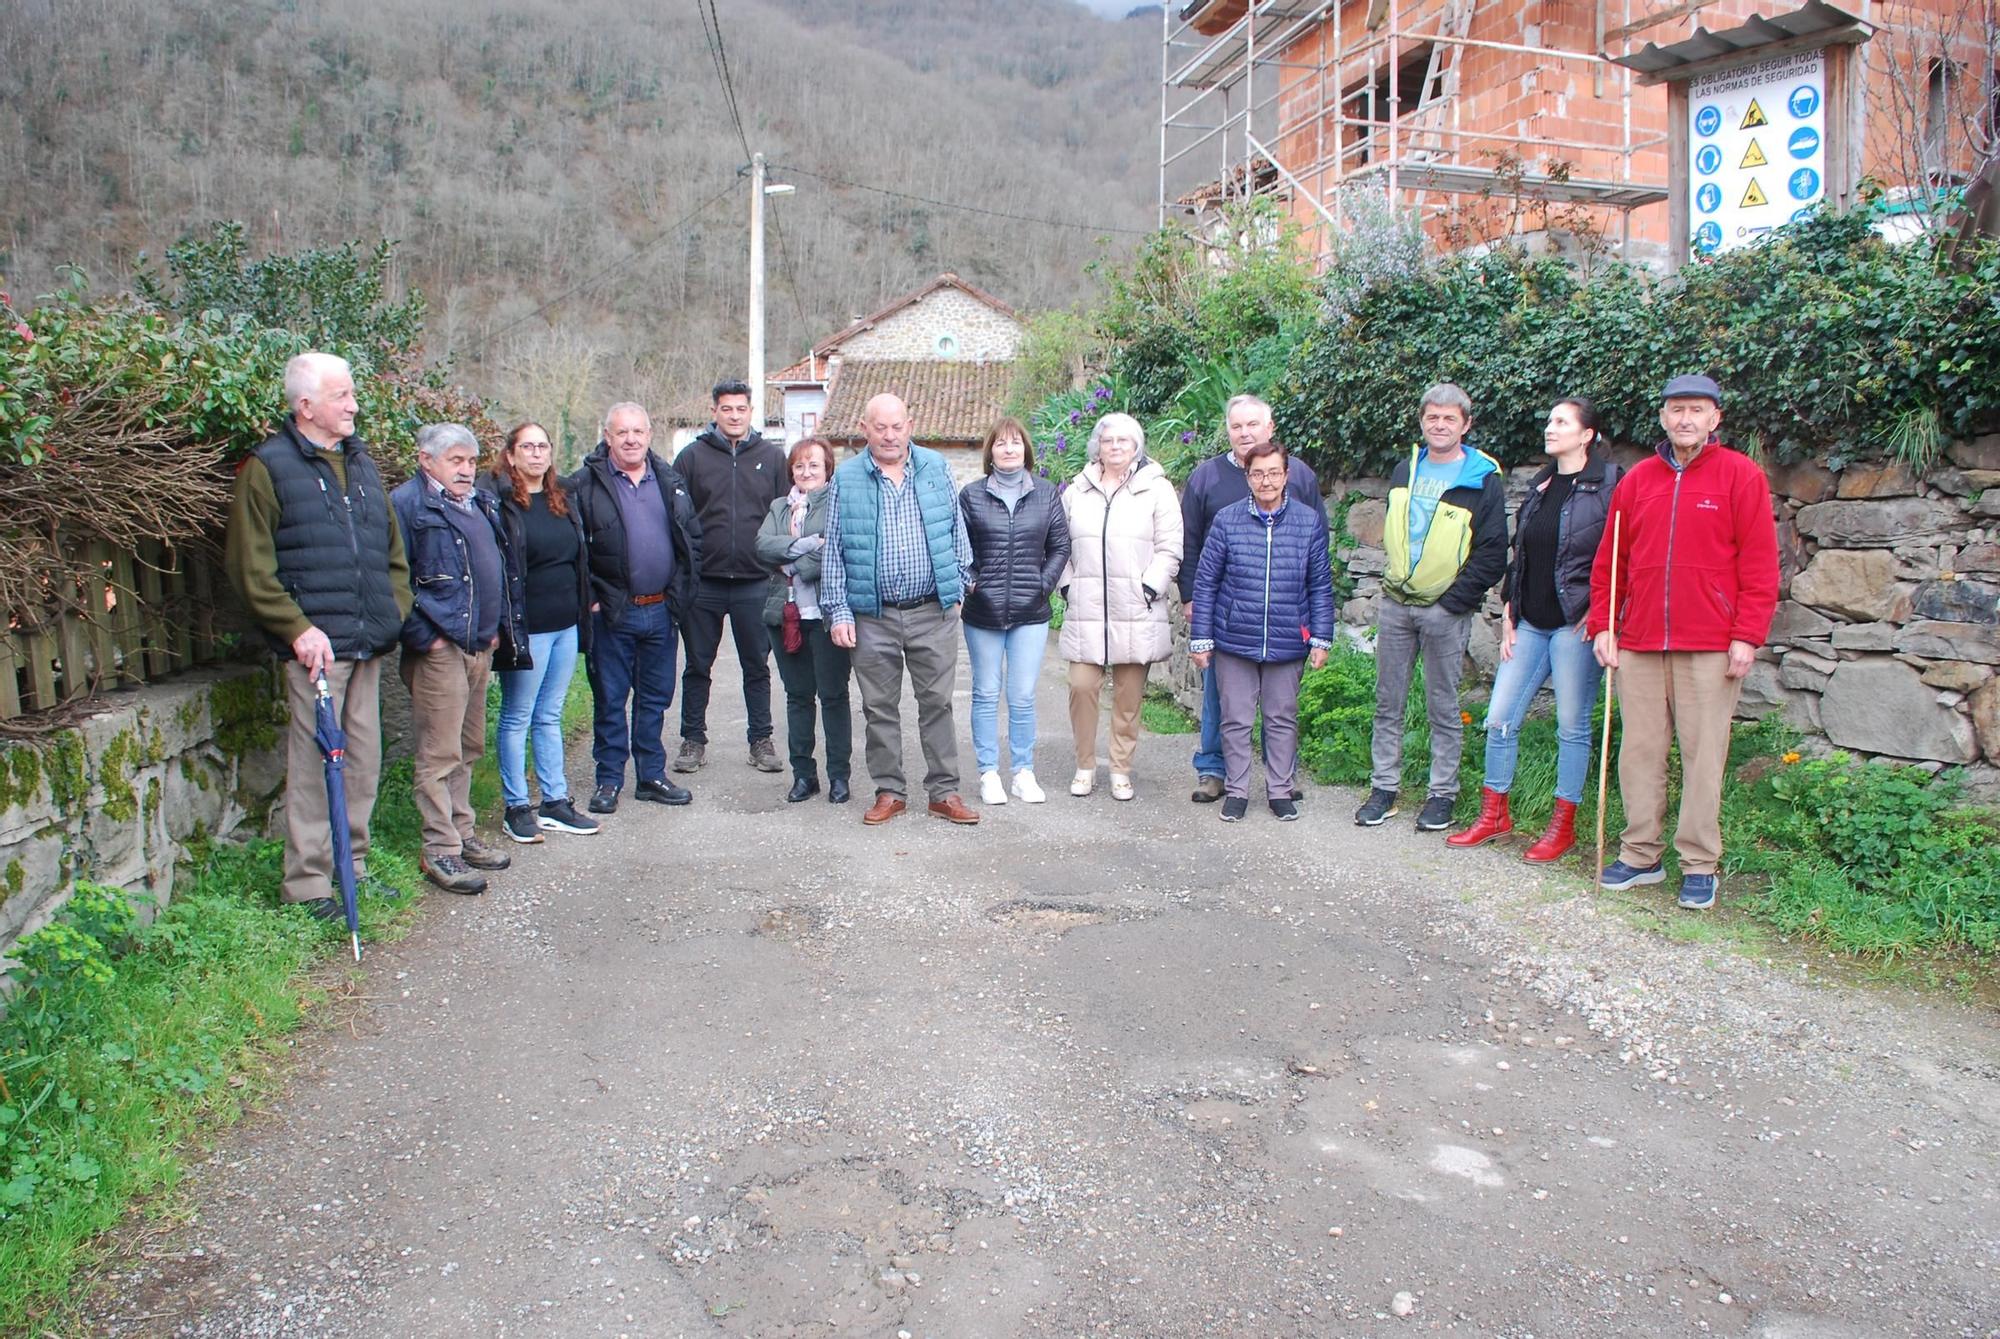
[1614,650,1741,875]
[401,643,493,860]
[280,658,383,905]
[1068,661,1148,774]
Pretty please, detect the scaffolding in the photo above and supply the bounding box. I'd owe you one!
[1159,0,1674,258]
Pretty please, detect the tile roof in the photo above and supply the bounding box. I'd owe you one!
[818,358,1020,444]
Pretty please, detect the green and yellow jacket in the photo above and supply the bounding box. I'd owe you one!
[1381,443,1509,614]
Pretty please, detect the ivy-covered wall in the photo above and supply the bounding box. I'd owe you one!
[0,667,284,962]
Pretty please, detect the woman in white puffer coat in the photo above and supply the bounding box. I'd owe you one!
[1059,413,1183,801]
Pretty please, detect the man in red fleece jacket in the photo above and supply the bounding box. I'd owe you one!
[1589,374,1779,910]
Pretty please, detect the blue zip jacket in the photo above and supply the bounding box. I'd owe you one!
[391,476,524,661]
[1189,497,1336,663]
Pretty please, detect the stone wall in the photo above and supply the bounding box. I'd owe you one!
[837,289,1023,362]
[1165,436,2000,792]
[0,666,285,963]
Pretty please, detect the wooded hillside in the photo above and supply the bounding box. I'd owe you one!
[0,0,1157,435]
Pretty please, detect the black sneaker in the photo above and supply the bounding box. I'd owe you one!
[1354,788,1398,826]
[1269,797,1299,821]
[1220,796,1248,822]
[538,797,600,835]
[636,777,692,806]
[588,784,620,814]
[1414,794,1456,831]
[299,896,343,922]
[503,805,545,844]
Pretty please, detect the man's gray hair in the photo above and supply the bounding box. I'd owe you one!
[1086,412,1147,464]
[1419,383,1474,418]
[283,351,352,410]
[601,401,651,438]
[1224,393,1271,420]
[415,422,480,458]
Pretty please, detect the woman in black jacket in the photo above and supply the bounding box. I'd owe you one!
[487,422,598,844]
[960,417,1072,806]
[1449,397,1619,863]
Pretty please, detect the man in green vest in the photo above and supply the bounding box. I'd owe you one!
[822,394,980,826]
[1356,383,1508,833]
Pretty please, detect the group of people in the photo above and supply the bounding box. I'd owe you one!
[228,351,1776,918]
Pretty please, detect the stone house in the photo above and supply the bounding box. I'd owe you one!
[774,273,1026,480]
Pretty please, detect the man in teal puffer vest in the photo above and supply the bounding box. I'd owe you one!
[822,394,981,826]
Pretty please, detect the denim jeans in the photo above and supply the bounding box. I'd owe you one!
[497,625,580,808]
[1192,662,1225,779]
[964,621,1050,773]
[1481,619,1602,803]
[587,600,677,789]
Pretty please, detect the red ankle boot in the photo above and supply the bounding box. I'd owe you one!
[1445,786,1511,847]
[1522,798,1579,863]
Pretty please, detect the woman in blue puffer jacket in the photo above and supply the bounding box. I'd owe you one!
[1189,441,1336,822]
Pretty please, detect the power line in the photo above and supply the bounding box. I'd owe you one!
[465,184,735,356]
[768,209,810,330]
[694,0,752,162]
[766,163,1156,236]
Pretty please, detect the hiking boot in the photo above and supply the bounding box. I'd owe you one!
[588,783,620,814]
[1354,788,1398,826]
[537,797,600,835]
[1220,796,1249,822]
[459,835,512,870]
[1414,795,1456,832]
[673,740,706,772]
[503,805,545,845]
[299,896,343,922]
[1678,873,1719,910]
[421,853,488,896]
[749,738,783,773]
[1191,775,1224,804]
[1269,797,1299,821]
[636,777,692,805]
[1599,858,1666,891]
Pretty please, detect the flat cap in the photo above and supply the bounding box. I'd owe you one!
[1660,373,1722,405]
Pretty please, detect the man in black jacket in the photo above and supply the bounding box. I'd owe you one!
[672,379,789,774]
[567,402,703,814]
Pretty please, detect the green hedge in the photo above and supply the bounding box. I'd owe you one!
[1276,207,2000,477]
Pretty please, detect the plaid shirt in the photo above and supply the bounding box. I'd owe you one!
[821,450,972,625]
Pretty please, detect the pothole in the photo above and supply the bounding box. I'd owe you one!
[984,899,1109,933]
[753,904,826,941]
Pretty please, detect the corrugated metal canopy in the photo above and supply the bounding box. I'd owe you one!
[1612,0,1873,85]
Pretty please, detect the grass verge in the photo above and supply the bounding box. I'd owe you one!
[0,668,594,1330]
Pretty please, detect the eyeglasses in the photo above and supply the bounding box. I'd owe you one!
[514,441,553,453]
[1247,470,1286,483]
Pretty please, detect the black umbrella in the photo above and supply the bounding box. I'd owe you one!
[312,672,363,962]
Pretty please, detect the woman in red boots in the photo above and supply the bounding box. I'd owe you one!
[1448,398,1619,863]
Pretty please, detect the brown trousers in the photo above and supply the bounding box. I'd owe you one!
[1068,661,1149,773]
[280,658,383,905]
[401,643,493,860]
[1615,650,1742,875]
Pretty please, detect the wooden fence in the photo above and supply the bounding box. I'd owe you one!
[0,539,228,723]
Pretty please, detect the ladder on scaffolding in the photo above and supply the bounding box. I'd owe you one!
[1405,0,1480,167]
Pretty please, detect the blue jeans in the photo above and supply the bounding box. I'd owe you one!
[587,600,677,789]
[497,625,579,808]
[1480,619,1602,803]
[963,621,1049,772]
[1193,662,1226,779]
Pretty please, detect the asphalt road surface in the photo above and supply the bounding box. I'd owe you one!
[81,642,1999,1337]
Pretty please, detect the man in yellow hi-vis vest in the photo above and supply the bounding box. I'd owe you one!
[1356,383,1509,833]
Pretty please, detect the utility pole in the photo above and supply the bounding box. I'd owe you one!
[747,153,794,431]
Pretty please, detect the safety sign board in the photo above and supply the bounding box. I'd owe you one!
[1687,49,1824,255]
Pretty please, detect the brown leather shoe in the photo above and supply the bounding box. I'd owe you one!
[862,792,907,825]
[927,793,981,825]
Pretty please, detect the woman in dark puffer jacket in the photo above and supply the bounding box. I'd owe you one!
[959,418,1072,806]
[1189,441,1335,823]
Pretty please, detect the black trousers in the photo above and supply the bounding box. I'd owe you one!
[679,577,774,745]
[770,616,853,783]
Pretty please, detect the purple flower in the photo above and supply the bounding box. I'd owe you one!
[1069,409,1082,424]
[1056,433,1068,449]
[1180,430,1196,443]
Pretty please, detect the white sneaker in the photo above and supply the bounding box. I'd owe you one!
[1070,768,1095,797]
[1011,770,1046,804]
[1110,773,1136,801]
[980,770,1008,805]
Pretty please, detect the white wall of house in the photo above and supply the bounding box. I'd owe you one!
[781,386,829,444]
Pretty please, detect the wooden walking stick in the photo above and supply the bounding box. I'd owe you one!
[1595,511,1622,878]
